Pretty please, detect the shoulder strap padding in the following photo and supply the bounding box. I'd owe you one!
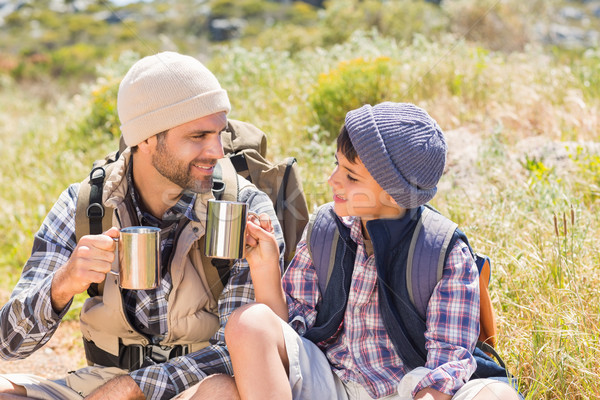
[306,203,339,296]
[406,206,458,319]
[215,157,241,202]
[198,236,229,303]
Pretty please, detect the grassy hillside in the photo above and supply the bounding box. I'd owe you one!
[2,0,600,398]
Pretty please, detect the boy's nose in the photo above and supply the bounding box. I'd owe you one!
[327,168,341,189]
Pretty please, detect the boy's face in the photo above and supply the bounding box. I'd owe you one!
[328,151,403,222]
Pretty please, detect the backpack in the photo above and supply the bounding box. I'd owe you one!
[75,119,310,298]
[306,204,500,360]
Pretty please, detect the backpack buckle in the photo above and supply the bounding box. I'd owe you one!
[86,203,104,219]
[90,166,106,184]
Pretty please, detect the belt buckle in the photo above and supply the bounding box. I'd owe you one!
[125,344,145,371]
[148,344,174,364]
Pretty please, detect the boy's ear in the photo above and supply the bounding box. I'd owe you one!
[381,191,399,207]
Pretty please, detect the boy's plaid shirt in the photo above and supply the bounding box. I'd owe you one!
[283,215,480,398]
[0,181,284,400]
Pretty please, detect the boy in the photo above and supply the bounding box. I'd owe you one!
[222,102,521,400]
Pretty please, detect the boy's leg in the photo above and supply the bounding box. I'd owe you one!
[225,303,292,400]
[225,303,347,400]
[172,374,240,400]
[453,379,522,400]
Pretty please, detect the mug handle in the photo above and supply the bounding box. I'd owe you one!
[108,237,119,278]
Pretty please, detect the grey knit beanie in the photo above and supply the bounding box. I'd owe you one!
[117,51,231,147]
[344,102,447,209]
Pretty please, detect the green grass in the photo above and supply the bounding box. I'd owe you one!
[2,1,600,398]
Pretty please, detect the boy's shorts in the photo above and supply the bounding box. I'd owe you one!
[280,319,522,400]
[0,366,126,399]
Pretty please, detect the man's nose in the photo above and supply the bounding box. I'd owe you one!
[205,134,225,159]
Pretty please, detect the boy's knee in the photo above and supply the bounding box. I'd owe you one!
[472,381,520,400]
[225,303,280,347]
[173,374,239,400]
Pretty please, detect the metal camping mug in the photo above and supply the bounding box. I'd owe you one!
[204,199,254,259]
[110,226,161,290]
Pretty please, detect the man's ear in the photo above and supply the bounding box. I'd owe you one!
[137,135,157,154]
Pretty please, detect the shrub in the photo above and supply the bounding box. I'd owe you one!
[309,56,393,138]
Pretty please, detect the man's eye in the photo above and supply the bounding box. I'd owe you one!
[347,175,358,182]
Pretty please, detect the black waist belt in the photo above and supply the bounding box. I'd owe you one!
[83,338,189,371]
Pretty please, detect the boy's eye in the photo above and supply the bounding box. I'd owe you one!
[347,175,358,182]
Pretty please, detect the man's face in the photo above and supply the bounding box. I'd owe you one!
[151,112,227,193]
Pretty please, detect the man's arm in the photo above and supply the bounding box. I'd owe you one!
[0,185,79,359]
[1,184,121,360]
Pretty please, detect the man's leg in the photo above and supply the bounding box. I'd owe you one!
[172,374,240,400]
[0,377,28,398]
[225,303,291,400]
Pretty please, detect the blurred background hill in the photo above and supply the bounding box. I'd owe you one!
[1,1,600,399]
[1,0,599,88]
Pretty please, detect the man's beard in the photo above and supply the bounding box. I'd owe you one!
[151,139,215,194]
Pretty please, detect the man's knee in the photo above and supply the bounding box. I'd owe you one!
[0,377,27,396]
[225,303,280,348]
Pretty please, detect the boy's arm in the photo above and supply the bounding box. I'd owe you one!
[411,239,480,397]
[244,219,288,321]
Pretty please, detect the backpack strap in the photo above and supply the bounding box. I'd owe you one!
[275,157,297,221]
[306,203,339,295]
[75,150,121,243]
[406,206,458,319]
[475,254,498,348]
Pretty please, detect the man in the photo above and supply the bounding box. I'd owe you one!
[0,51,284,399]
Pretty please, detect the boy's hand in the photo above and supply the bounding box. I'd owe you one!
[245,213,280,271]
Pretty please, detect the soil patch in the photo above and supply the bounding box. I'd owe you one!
[0,320,86,379]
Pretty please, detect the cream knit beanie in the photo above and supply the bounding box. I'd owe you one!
[117,51,231,147]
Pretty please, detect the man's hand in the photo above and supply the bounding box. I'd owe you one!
[85,375,145,400]
[51,227,120,312]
